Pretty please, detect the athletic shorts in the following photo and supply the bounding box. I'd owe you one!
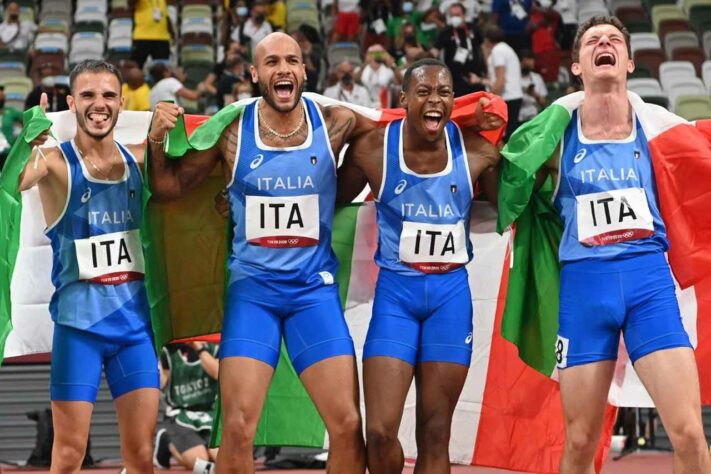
[556,251,692,369]
[163,417,211,453]
[221,280,355,375]
[363,268,473,367]
[51,323,159,402]
[336,12,360,37]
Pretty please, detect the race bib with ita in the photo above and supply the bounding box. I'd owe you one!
[398,220,468,273]
[75,229,145,284]
[245,194,320,247]
[576,187,654,246]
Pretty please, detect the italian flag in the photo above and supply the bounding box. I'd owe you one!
[1,95,619,473]
[498,91,711,406]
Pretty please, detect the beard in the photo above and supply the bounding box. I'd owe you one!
[257,77,305,113]
[75,109,119,140]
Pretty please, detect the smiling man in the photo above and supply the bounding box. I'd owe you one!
[336,58,499,474]
[18,60,159,473]
[530,17,711,473]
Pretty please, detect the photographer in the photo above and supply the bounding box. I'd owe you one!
[355,44,402,108]
[324,60,375,107]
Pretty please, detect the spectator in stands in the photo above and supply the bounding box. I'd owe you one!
[393,22,426,66]
[554,0,577,50]
[324,60,376,106]
[356,44,402,108]
[332,0,361,42]
[438,0,482,24]
[385,1,421,54]
[431,3,485,97]
[518,49,547,122]
[418,8,446,49]
[0,1,37,51]
[149,63,202,108]
[25,64,68,111]
[233,81,254,100]
[361,0,393,49]
[231,2,273,61]
[129,0,173,69]
[490,0,532,51]
[266,0,287,30]
[222,2,248,49]
[153,342,219,473]
[291,27,321,93]
[480,23,522,140]
[528,0,561,82]
[0,85,22,169]
[215,54,249,108]
[122,67,151,111]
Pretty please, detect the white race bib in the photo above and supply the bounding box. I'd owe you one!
[245,195,320,247]
[398,221,468,273]
[75,229,145,284]
[576,188,654,246]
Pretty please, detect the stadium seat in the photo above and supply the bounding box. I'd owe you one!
[630,64,654,77]
[615,6,647,25]
[1,76,33,96]
[672,47,706,75]
[182,5,212,19]
[108,19,133,54]
[664,31,699,59]
[181,17,213,36]
[675,94,711,119]
[19,7,35,23]
[327,42,362,71]
[631,32,662,56]
[6,91,26,110]
[651,5,686,31]
[578,3,611,23]
[287,8,320,33]
[702,59,711,90]
[627,77,665,96]
[0,49,28,64]
[182,32,213,46]
[180,45,215,65]
[34,33,69,53]
[0,62,26,82]
[683,0,711,14]
[660,60,697,88]
[634,48,666,79]
[69,32,105,66]
[624,19,654,33]
[611,0,643,13]
[667,77,706,110]
[30,52,65,83]
[645,0,679,12]
[39,17,70,34]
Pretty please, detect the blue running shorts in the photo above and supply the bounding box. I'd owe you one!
[51,323,159,402]
[221,280,355,374]
[364,268,473,366]
[556,251,692,369]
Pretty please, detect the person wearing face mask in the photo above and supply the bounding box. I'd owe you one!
[385,3,424,55]
[216,54,250,108]
[0,1,37,51]
[418,8,445,49]
[517,50,547,123]
[25,63,69,112]
[431,3,485,97]
[324,60,376,107]
[490,0,533,51]
[231,2,273,61]
[0,85,23,170]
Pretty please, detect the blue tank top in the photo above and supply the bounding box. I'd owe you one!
[374,119,474,275]
[46,140,150,340]
[227,98,338,298]
[553,110,668,263]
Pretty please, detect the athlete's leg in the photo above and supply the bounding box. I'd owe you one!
[50,401,94,474]
[558,361,616,474]
[363,357,414,474]
[635,348,711,473]
[300,355,365,473]
[413,362,468,474]
[115,388,160,473]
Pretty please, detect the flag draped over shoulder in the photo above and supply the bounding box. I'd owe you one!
[498,91,711,393]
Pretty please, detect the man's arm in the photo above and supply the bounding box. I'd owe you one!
[147,102,224,201]
[336,140,369,204]
[534,143,560,190]
[491,66,506,96]
[336,128,384,203]
[463,130,501,207]
[190,342,218,380]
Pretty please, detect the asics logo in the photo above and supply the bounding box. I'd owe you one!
[81,188,92,203]
[394,179,407,195]
[465,332,473,344]
[250,154,264,169]
[573,149,587,164]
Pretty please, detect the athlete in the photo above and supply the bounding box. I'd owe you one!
[18,60,159,473]
[336,58,499,474]
[155,341,219,473]
[534,17,711,473]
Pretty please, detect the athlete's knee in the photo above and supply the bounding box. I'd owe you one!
[328,408,362,442]
[418,416,450,449]
[222,408,259,448]
[564,427,600,459]
[366,424,400,452]
[665,422,708,457]
[51,443,86,472]
[121,441,154,470]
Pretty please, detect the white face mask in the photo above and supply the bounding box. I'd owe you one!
[448,15,464,27]
[237,6,248,16]
[403,2,414,12]
[237,92,252,100]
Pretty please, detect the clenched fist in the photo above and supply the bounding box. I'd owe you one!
[474,97,506,132]
[149,102,184,141]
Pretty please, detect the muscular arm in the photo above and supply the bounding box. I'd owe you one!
[534,143,560,190]
[336,129,384,203]
[18,147,55,191]
[463,130,501,207]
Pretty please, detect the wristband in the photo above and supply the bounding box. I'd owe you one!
[196,346,208,355]
[148,133,166,145]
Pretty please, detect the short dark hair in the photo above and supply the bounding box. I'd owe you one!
[519,49,534,60]
[483,23,504,43]
[69,60,123,93]
[149,62,170,84]
[402,58,449,91]
[448,2,465,14]
[572,15,631,63]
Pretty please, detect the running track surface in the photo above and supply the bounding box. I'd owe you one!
[0,451,674,473]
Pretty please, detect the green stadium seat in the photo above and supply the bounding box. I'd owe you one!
[624,18,654,33]
[1,76,33,96]
[675,94,711,119]
[651,5,686,31]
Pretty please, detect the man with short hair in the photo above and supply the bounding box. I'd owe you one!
[518,50,547,122]
[149,63,202,109]
[324,61,376,107]
[336,57,500,474]
[0,1,37,50]
[122,67,151,111]
[527,16,711,473]
[18,59,160,473]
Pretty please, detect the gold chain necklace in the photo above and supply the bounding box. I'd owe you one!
[78,145,120,181]
[258,100,305,139]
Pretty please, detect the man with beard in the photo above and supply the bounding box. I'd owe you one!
[148,31,503,473]
[18,60,159,473]
[336,58,499,474]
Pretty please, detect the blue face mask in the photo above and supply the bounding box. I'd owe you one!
[237,6,248,16]
[403,2,414,12]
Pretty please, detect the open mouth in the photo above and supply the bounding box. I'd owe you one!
[423,110,443,132]
[594,52,616,67]
[274,80,294,99]
[87,111,110,125]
